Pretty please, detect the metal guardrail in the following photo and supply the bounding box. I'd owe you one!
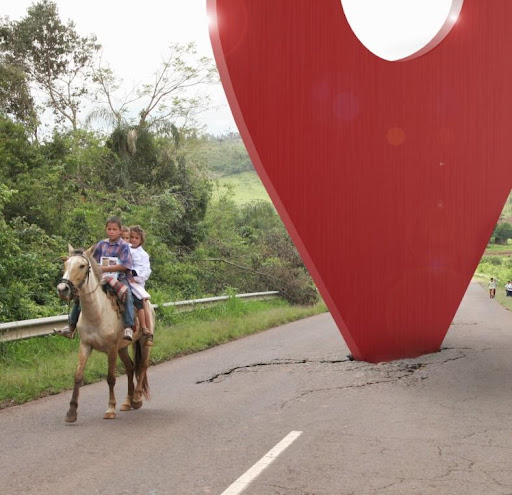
[0,291,280,343]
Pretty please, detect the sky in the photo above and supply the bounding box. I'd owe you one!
[2,0,237,135]
[2,1,461,132]
[341,0,461,61]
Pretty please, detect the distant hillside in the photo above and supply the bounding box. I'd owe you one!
[199,133,254,177]
[196,133,270,204]
[214,171,271,204]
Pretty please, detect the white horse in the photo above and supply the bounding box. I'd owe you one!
[57,245,154,422]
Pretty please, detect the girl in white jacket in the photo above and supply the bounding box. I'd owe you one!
[129,225,153,345]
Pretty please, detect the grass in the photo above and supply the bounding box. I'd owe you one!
[473,273,512,312]
[213,171,271,204]
[0,297,327,408]
[475,248,512,312]
[476,253,512,283]
[483,242,512,254]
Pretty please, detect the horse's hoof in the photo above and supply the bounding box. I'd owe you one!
[120,403,132,411]
[103,411,116,419]
[132,401,143,410]
[65,413,77,423]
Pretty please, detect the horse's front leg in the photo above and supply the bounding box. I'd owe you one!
[118,347,135,411]
[66,342,92,423]
[104,349,118,419]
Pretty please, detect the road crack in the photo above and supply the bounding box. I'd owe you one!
[196,348,467,387]
[196,357,353,384]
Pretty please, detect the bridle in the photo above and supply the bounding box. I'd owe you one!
[60,255,100,298]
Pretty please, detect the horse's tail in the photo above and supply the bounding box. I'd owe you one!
[134,340,150,401]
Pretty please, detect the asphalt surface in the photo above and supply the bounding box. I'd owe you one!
[2,281,512,494]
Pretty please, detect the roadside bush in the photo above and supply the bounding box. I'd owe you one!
[0,114,320,323]
[494,222,512,245]
[196,197,319,305]
[262,263,318,305]
[0,213,65,322]
[477,256,512,285]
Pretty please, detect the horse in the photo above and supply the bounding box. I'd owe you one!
[56,245,154,422]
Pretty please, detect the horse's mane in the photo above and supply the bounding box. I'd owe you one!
[89,256,103,280]
[72,248,103,280]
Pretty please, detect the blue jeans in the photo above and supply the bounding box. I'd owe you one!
[120,279,135,328]
[69,278,134,328]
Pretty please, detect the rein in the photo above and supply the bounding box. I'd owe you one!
[60,255,101,298]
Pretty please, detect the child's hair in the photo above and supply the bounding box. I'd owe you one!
[121,226,130,234]
[129,225,146,245]
[105,216,122,229]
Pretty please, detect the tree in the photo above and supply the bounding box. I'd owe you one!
[0,184,65,322]
[494,222,512,245]
[103,124,212,251]
[0,0,100,131]
[0,62,38,133]
[197,196,319,305]
[90,42,218,132]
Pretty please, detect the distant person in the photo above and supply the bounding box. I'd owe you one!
[505,281,512,297]
[489,277,497,299]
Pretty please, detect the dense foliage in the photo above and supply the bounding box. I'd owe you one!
[0,113,318,323]
[491,222,512,245]
[0,2,318,323]
[477,255,512,287]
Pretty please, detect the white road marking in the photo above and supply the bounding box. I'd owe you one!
[220,430,303,495]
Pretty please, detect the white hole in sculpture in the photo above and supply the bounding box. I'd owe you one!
[340,0,464,61]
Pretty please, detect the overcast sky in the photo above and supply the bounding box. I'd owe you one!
[2,1,461,133]
[2,0,236,135]
[341,0,461,61]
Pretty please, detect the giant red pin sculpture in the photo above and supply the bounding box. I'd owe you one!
[207,0,512,362]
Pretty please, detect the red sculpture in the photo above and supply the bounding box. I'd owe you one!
[207,0,512,362]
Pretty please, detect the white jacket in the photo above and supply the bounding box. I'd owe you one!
[130,245,151,287]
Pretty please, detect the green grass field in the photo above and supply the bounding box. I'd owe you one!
[483,241,512,254]
[213,171,271,204]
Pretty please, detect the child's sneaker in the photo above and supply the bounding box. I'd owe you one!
[123,327,133,341]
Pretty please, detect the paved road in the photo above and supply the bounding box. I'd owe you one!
[2,281,512,494]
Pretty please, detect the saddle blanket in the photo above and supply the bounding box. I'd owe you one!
[102,276,128,302]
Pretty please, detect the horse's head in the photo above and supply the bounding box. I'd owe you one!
[57,245,96,300]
